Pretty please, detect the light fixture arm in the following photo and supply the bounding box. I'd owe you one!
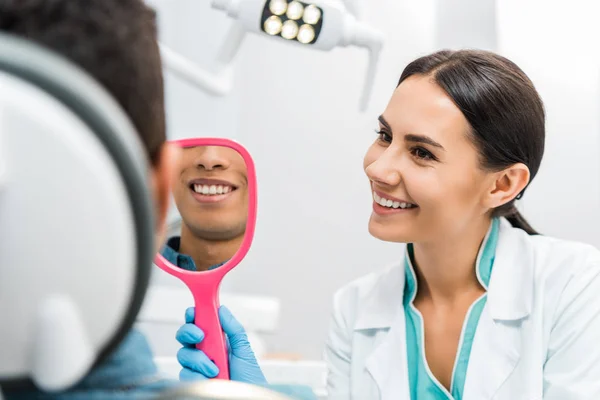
[209,0,385,111]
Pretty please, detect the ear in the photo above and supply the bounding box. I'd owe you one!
[149,142,180,251]
[484,163,530,209]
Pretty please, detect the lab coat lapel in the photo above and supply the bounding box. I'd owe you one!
[357,262,410,400]
[463,220,534,399]
[463,308,522,399]
[364,308,410,400]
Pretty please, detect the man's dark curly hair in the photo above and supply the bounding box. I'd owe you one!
[0,0,166,165]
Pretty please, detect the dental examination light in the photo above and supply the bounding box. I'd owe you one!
[159,0,384,110]
[211,0,384,111]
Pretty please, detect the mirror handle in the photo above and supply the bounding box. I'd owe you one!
[192,282,230,380]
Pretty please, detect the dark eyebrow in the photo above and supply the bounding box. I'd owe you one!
[378,115,392,130]
[378,115,445,151]
[405,134,445,150]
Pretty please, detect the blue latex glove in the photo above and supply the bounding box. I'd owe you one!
[176,305,268,385]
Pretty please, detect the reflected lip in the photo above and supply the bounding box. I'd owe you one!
[188,179,236,204]
[372,189,417,206]
[188,178,238,189]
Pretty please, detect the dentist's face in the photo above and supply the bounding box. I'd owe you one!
[364,75,491,243]
[172,146,248,241]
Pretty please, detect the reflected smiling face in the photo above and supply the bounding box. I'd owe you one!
[172,145,248,241]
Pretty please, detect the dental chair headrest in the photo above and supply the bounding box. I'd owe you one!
[0,33,155,391]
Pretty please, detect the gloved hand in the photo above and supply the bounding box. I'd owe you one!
[176,305,268,385]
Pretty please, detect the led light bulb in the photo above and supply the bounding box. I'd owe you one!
[297,24,315,44]
[281,20,299,39]
[268,0,287,16]
[302,4,321,24]
[264,15,283,35]
[286,1,304,20]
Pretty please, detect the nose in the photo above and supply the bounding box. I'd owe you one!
[194,146,230,171]
[365,147,402,187]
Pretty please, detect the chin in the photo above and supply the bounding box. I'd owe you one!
[368,217,412,244]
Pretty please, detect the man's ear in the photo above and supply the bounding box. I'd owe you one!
[149,142,180,251]
[484,163,530,209]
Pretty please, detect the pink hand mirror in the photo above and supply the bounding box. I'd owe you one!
[154,137,257,380]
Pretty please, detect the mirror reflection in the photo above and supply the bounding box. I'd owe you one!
[160,145,249,272]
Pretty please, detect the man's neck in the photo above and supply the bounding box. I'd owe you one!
[412,217,492,305]
[179,227,244,271]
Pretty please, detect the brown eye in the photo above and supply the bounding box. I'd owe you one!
[411,147,435,161]
[374,130,392,144]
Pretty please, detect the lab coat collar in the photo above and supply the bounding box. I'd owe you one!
[365,304,411,399]
[357,263,410,397]
[360,219,533,399]
[354,261,405,330]
[463,219,532,398]
[486,218,534,321]
[355,218,534,331]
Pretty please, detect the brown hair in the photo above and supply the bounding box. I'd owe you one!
[399,50,545,234]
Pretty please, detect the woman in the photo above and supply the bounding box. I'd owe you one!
[325,50,600,399]
[175,50,600,400]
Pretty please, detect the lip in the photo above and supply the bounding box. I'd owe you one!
[188,178,238,204]
[190,189,235,204]
[371,189,418,216]
[188,178,238,189]
[372,189,414,205]
[372,201,417,215]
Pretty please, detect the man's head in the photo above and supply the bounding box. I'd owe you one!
[0,0,177,247]
[172,145,248,242]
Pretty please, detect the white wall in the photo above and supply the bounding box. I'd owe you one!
[147,0,600,359]
[151,0,241,142]
[497,0,600,245]
[435,0,497,51]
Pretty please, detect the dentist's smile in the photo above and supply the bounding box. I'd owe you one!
[372,190,418,215]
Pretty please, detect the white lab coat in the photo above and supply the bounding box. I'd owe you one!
[324,219,600,400]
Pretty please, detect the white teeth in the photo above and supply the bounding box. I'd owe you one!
[373,192,416,209]
[193,184,234,195]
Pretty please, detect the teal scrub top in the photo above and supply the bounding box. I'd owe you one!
[404,218,500,400]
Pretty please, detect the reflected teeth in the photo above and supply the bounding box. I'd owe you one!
[373,192,416,209]
[193,184,233,195]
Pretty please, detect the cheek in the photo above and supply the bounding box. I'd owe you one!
[171,178,183,199]
[234,161,248,178]
[172,162,188,187]
[238,189,249,210]
[417,161,485,216]
[399,152,477,199]
[172,188,189,216]
[179,152,195,169]
[406,172,440,200]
